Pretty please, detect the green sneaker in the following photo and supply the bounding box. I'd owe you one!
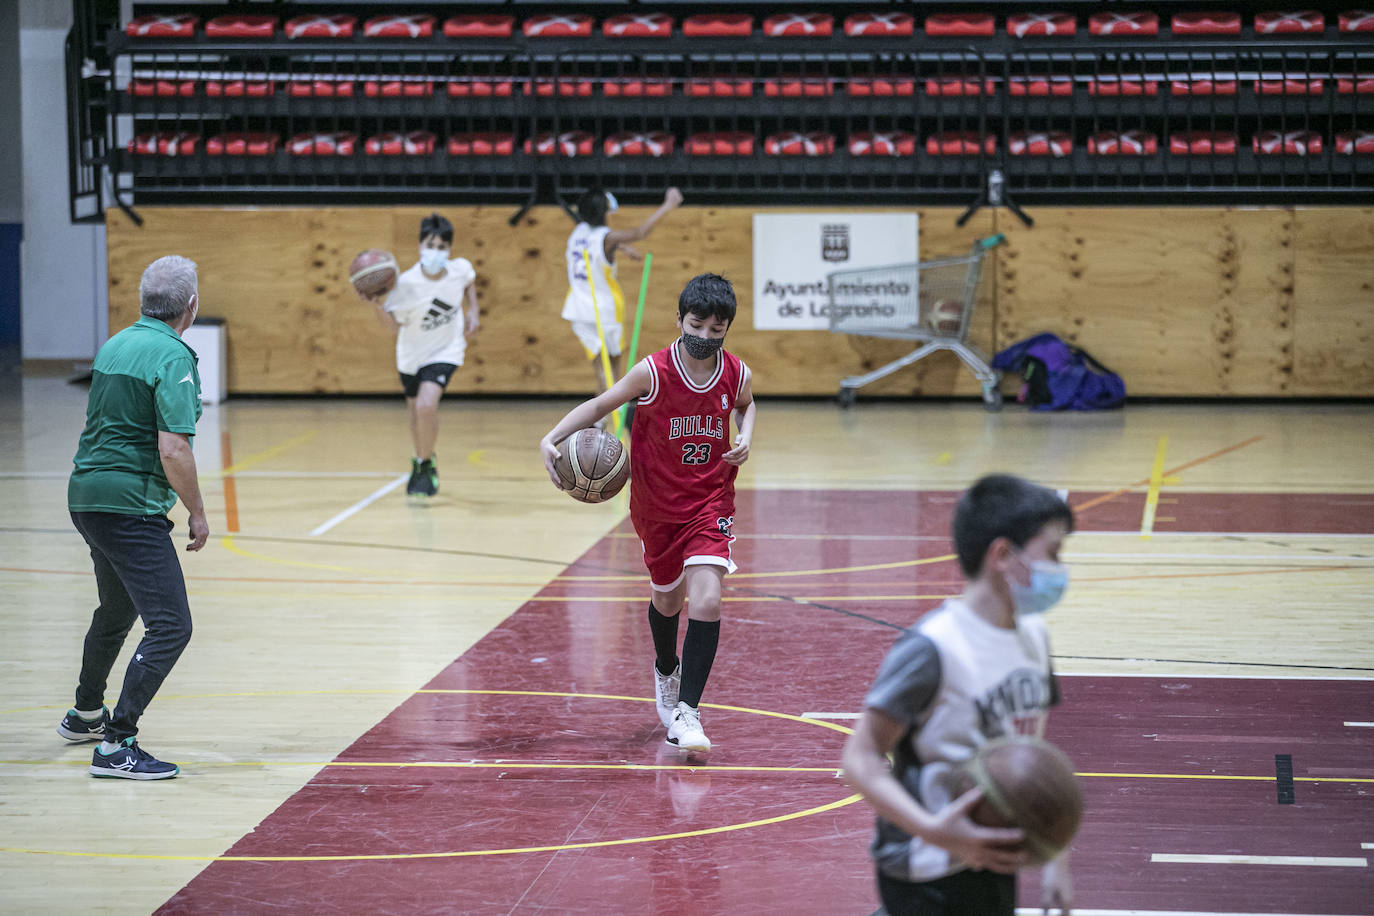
[415,457,439,497]
[405,457,423,496]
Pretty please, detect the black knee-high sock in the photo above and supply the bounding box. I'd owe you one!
[678,618,720,708]
[647,602,680,676]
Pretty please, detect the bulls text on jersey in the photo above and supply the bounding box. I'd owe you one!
[669,415,726,440]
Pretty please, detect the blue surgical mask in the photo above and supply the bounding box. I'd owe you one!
[419,248,448,274]
[1009,555,1069,616]
[679,332,724,360]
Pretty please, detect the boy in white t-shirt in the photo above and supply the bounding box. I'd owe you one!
[358,213,480,498]
[842,474,1076,916]
[563,186,683,394]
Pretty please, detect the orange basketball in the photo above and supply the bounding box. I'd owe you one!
[349,249,398,298]
[952,736,1084,865]
[555,428,630,503]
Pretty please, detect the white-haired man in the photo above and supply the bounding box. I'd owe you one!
[59,254,208,779]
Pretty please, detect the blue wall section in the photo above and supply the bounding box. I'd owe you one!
[0,223,20,346]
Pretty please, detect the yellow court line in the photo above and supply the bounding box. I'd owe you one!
[0,794,863,862]
[1140,435,1168,538]
[1076,772,1374,784]
[559,554,958,582]
[217,431,317,477]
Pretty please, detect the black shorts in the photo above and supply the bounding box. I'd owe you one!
[399,363,458,399]
[876,868,1015,916]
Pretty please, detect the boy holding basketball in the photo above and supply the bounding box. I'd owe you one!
[842,475,1075,915]
[358,213,480,498]
[563,186,683,394]
[539,273,755,753]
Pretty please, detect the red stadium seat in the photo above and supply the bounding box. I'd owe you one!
[1170,79,1237,95]
[849,132,916,156]
[925,78,995,97]
[128,132,199,155]
[1253,130,1323,154]
[363,80,434,98]
[1171,12,1240,35]
[686,132,754,155]
[364,131,437,155]
[1007,13,1077,37]
[126,14,197,37]
[844,13,914,36]
[207,133,278,156]
[764,132,835,155]
[1169,131,1237,154]
[847,78,915,97]
[603,78,672,97]
[682,15,752,37]
[764,78,835,98]
[288,81,355,98]
[1089,12,1159,35]
[447,80,514,97]
[1088,131,1158,155]
[523,15,593,37]
[1337,77,1374,93]
[524,79,595,97]
[1009,132,1074,156]
[128,79,196,97]
[288,132,357,155]
[604,132,675,157]
[205,16,275,38]
[1009,76,1073,96]
[1340,11,1374,31]
[447,133,516,156]
[686,78,752,97]
[763,14,833,37]
[363,15,435,38]
[204,81,273,97]
[926,132,996,155]
[1254,11,1325,34]
[1254,79,1323,95]
[1335,131,1374,154]
[524,132,595,156]
[603,14,672,37]
[1090,77,1160,96]
[444,15,514,38]
[285,15,356,38]
[925,14,995,37]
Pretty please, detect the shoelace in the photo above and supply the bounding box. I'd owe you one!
[675,706,701,730]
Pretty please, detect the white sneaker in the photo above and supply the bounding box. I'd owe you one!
[653,662,681,727]
[666,701,710,752]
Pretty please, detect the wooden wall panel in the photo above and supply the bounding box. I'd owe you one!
[105,205,1372,397]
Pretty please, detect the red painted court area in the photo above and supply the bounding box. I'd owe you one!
[160,490,1373,914]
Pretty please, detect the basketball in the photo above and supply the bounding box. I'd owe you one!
[952,736,1084,865]
[555,428,630,503]
[349,249,398,299]
[927,299,964,335]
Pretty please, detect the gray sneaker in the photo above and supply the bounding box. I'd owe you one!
[666,702,710,752]
[653,662,680,728]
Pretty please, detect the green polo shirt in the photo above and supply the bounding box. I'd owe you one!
[68,315,202,515]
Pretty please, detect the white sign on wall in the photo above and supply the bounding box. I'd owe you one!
[752,213,918,331]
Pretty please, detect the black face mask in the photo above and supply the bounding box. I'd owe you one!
[679,332,724,360]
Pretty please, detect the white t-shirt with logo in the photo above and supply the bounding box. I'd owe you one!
[384,258,476,374]
[862,598,1059,882]
[562,223,624,327]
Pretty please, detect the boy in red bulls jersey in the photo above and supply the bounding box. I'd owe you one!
[540,274,756,753]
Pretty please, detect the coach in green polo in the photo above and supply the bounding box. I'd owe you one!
[59,255,209,780]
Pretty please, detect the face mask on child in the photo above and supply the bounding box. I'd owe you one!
[679,332,724,360]
[419,248,448,274]
[1009,554,1069,616]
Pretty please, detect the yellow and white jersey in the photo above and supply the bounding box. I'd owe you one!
[561,222,625,327]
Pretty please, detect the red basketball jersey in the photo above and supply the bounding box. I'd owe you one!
[629,342,751,522]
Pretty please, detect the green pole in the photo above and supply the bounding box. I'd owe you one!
[618,252,652,432]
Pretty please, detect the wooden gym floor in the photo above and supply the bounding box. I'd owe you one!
[1,369,1371,914]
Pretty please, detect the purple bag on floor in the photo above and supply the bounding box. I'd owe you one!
[992,333,1126,410]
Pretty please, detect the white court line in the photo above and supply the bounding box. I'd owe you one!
[1152,853,1366,867]
[1084,531,1373,539]
[1059,673,1373,681]
[1363,843,1374,850]
[308,474,409,537]
[801,712,861,720]
[1067,552,1374,562]
[1014,910,1368,916]
[1345,721,1374,727]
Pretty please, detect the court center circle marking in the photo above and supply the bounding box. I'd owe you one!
[0,689,860,862]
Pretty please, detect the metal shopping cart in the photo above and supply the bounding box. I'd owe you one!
[828,234,1005,410]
